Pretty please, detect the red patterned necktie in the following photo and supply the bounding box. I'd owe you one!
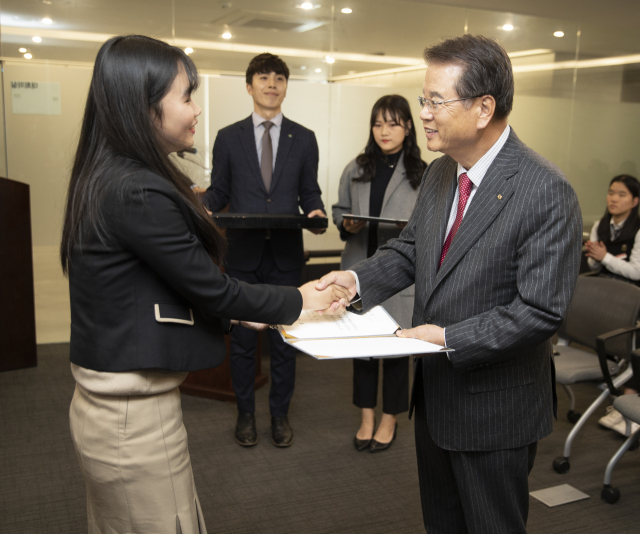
[439,173,473,268]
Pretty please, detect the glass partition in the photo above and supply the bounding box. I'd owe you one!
[3,0,639,342]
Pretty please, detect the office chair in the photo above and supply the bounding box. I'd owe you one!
[552,276,640,474]
[601,349,640,503]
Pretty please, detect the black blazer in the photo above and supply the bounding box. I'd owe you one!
[68,169,302,373]
[202,116,325,272]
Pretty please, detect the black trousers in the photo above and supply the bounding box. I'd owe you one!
[353,356,409,415]
[413,373,537,534]
[226,241,301,418]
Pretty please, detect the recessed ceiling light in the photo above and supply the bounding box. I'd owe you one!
[221,32,232,39]
[32,36,42,43]
[348,70,356,74]
[19,47,27,53]
[42,18,53,24]
[502,24,514,31]
[300,66,307,70]
[300,2,314,9]
[341,7,352,13]
[554,31,564,38]
[24,53,33,59]
[184,47,193,54]
[42,0,52,4]
[315,68,322,73]
[325,55,335,64]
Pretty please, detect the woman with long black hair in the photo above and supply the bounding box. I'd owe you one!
[61,35,347,534]
[586,174,640,436]
[332,95,426,452]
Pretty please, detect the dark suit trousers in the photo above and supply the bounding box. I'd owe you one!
[226,241,301,418]
[352,356,409,415]
[413,368,537,534]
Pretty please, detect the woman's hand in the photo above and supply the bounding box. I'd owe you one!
[230,320,269,331]
[298,280,350,314]
[343,217,367,234]
[585,240,607,262]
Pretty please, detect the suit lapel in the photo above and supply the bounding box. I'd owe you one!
[433,135,520,289]
[357,180,371,216]
[238,116,266,194]
[380,156,406,214]
[271,117,294,194]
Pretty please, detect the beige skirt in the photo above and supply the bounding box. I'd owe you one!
[69,384,207,534]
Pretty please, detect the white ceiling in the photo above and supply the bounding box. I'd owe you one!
[2,0,639,79]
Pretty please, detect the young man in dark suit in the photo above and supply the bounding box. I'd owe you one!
[318,35,583,532]
[202,53,326,448]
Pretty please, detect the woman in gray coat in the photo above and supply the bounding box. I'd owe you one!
[332,95,426,452]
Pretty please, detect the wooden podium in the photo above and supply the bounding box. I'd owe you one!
[0,177,37,372]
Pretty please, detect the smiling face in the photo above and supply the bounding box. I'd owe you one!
[419,63,481,164]
[607,181,639,221]
[247,71,288,118]
[156,63,201,154]
[372,110,409,155]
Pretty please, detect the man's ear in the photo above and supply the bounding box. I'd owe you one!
[477,95,496,130]
[246,83,253,96]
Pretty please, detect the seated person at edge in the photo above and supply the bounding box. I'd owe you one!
[61,35,347,534]
[201,53,326,449]
[332,94,426,452]
[586,174,640,435]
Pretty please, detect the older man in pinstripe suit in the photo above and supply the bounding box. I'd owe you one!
[318,35,582,533]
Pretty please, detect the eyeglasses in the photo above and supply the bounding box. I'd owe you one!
[417,95,482,113]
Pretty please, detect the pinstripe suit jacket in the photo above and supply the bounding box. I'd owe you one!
[352,129,582,451]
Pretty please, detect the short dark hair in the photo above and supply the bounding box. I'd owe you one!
[423,34,513,120]
[246,53,290,85]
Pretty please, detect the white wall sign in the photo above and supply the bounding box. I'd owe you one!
[11,81,61,115]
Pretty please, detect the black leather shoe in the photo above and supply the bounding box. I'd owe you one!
[354,417,375,451]
[370,423,397,453]
[271,416,294,447]
[235,413,258,447]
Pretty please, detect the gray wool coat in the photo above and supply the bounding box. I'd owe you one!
[332,156,420,329]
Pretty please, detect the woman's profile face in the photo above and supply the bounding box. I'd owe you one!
[607,181,639,220]
[156,64,201,154]
[372,110,409,155]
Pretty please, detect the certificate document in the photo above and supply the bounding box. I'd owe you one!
[277,306,451,360]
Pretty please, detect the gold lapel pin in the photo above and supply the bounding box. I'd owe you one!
[288,134,292,138]
[497,194,503,200]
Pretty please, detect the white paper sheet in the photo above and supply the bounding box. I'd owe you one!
[293,336,446,359]
[281,306,398,340]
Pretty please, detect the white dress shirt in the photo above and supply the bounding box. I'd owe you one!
[252,111,283,171]
[350,125,511,347]
[587,218,640,281]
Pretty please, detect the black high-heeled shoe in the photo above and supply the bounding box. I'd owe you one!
[354,418,375,451]
[370,422,397,453]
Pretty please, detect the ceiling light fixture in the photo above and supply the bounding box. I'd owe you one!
[19,47,27,53]
[42,18,53,24]
[325,55,335,64]
[348,70,356,74]
[341,7,352,13]
[554,31,564,37]
[24,53,33,59]
[221,31,232,39]
[32,36,42,42]
[315,68,321,73]
[502,24,514,31]
[300,2,314,9]
[184,47,193,54]
[300,66,307,70]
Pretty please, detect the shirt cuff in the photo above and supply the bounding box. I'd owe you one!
[346,270,361,299]
[600,252,615,266]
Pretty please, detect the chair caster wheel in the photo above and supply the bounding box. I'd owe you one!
[601,485,620,504]
[553,456,570,474]
[567,410,581,424]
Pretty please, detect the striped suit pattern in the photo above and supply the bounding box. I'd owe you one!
[352,129,582,532]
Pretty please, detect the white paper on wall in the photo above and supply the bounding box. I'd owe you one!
[11,81,61,115]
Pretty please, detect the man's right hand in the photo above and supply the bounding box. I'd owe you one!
[316,271,358,300]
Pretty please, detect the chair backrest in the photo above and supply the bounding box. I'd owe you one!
[558,276,640,359]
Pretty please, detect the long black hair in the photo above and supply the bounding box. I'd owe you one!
[60,35,225,274]
[354,94,426,190]
[596,174,640,244]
